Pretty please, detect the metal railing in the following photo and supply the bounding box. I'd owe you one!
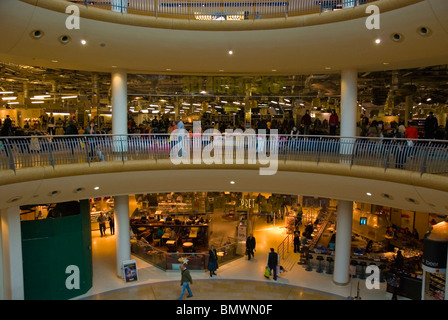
[70,0,375,20]
[1,134,448,176]
[131,236,240,270]
[277,233,294,260]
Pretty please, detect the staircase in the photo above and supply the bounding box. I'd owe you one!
[277,233,297,271]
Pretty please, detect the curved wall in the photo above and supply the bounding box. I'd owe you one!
[1,159,447,215]
[0,0,447,74]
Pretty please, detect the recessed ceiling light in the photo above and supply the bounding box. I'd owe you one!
[51,60,58,63]
[94,186,100,190]
[383,62,390,65]
[166,68,171,71]
[81,39,87,45]
[219,69,224,72]
[366,192,372,196]
[375,38,381,44]
[272,69,277,72]
[228,50,233,55]
[230,181,235,184]
[325,67,331,70]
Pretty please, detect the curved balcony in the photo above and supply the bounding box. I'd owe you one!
[69,0,377,20]
[1,133,447,214]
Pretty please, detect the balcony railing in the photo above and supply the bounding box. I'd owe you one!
[69,0,375,20]
[1,134,447,176]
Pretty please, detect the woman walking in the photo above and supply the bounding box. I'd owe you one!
[207,245,218,277]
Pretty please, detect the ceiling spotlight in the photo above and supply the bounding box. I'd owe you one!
[230,181,235,184]
[375,38,381,44]
[366,192,372,196]
[94,186,100,190]
[81,39,87,45]
[228,50,233,55]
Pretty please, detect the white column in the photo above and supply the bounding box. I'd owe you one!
[0,207,24,299]
[111,69,128,153]
[340,69,358,157]
[333,200,353,285]
[114,195,131,278]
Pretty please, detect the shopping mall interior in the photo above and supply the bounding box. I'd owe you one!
[1,0,448,304]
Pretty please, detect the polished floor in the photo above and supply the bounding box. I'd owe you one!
[74,210,402,301]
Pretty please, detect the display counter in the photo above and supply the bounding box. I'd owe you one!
[386,272,423,300]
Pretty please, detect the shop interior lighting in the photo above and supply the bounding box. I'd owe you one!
[31,101,44,104]
[61,95,78,99]
[366,192,372,196]
[7,102,19,105]
[228,50,233,55]
[221,101,228,104]
[375,38,381,44]
[230,181,235,184]
[94,186,100,190]
[0,91,14,94]
[81,39,87,45]
[2,96,17,100]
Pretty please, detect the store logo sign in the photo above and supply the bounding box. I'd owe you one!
[66,5,81,30]
[65,265,80,290]
[169,121,278,175]
[365,5,380,30]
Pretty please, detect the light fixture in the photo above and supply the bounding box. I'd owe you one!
[2,96,17,101]
[81,39,87,45]
[0,91,14,94]
[31,101,44,104]
[228,50,233,55]
[375,38,381,44]
[230,181,235,184]
[61,95,78,99]
[366,192,372,196]
[94,186,100,190]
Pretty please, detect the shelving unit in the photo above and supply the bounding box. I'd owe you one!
[425,272,445,300]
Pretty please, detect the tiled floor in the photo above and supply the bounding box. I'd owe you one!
[75,212,401,300]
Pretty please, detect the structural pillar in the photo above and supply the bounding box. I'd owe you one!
[340,69,358,157]
[114,195,131,278]
[0,206,24,299]
[405,96,413,126]
[111,69,128,153]
[333,200,353,286]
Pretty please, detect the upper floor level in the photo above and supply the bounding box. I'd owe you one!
[0,133,447,215]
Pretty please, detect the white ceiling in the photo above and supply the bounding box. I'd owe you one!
[0,0,447,75]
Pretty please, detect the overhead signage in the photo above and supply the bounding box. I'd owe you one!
[182,76,284,95]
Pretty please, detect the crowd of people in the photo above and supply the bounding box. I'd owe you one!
[1,110,448,141]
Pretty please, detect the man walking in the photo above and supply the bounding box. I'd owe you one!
[97,212,107,237]
[246,234,256,260]
[178,264,193,300]
[266,248,279,281]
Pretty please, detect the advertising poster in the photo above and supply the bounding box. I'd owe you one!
[123,260,138,283]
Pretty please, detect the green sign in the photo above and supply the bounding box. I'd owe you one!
[182,76,284,95]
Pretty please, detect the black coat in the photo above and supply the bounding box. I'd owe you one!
[246,236,256,250]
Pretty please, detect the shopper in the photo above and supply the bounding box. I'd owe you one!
[178,264,193,300]
[424,111,438,139]
[207,245,218,277]
[266,248,279,281]
[329,109,339,135]
[246,233,256,260]
[293,231,301,253]
[108,213,115,235]
[97,212,107,237]
[301,110,312,135]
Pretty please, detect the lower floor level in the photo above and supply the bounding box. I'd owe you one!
[74,215,403,301]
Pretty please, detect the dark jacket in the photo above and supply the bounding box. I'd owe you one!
[267,252,279,268]
[246,236,256,250]
[180,268,193,284]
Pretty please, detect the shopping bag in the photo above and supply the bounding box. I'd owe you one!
[264,267,271,278]
[276,265,281,276]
